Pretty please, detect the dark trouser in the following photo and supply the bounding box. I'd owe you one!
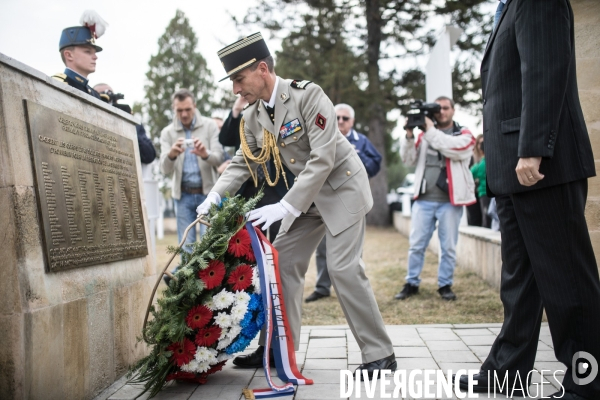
[314,236,332,296]
[482,179,600,398]
[479,195,491,228]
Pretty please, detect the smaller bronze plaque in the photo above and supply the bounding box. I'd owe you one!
[25,101,148,272]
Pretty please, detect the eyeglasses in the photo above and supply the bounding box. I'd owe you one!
[337,116,350,122]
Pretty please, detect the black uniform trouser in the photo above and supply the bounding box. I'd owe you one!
[482,179,600,398]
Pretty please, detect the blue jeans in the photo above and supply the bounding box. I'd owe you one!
[174,191,207,257]
[406,200,463,287]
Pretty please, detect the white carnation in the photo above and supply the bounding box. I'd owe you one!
[212,289,235,310]
[181,359,200,373]
[217,336,233,350]
[230,304,247,322]
[204,298,216,311]
[252,267,261,294]
[214,312,232,328]
[197,360,211,373]
[217,353,234,362]
[234,291,250,305]
[226,325,242,340]
[219,327,228,340]
[194,346,217,363]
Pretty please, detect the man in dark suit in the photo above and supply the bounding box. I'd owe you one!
[459,1,600,399]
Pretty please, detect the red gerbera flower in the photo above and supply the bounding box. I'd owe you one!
[206,361,227,375]
[166,371,196,382]
[166,338,196,367]
[195,325,222,347]
[227,264,254,291]
[245,247,256,263]
[228,229,251,257]
[185,305,212,330]
[198,260,226,289]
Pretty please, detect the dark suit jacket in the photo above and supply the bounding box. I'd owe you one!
[482,0,595,196]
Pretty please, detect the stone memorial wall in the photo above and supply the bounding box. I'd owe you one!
[0,53,158,400]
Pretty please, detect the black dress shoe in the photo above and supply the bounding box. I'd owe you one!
[394,283,418,300]
[355,354,397,380]
[232,345,275,368]
[305,291,329,303]
[438,285,457,301]
[457,370,529,395]
[548,391,590,399]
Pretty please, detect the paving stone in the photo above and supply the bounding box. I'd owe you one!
[108,385,148,400]
[300,333,309,344]
[431,350,480,363]
[437,362,482,373]
[453,328,496,336]
[147,392,190,400]
[347,341,361,352]
[295,383,345,399]
[302,369,345,384]
[536,341,552,351]
[534,361,567,374]
[204,368,255,386]
[395,357,439,370]
[348,351,362,365]
[188,384,249,400]
[391,337,426,347]
[453,323,503,329]
[420,332,461,341]
[393,346,432,358]
[535,351,559,362]
[469,346,492,359]
[304,358,348,370]
[246,375,289,388]
[310,329,346,338]
[307,346,347,359]
[307,338,346,348]
[460,335,497,346]
[426,340,470,351]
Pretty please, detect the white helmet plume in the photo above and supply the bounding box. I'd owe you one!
[79,10,108,39]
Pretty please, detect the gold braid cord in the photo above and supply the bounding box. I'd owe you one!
[239,117,289,190]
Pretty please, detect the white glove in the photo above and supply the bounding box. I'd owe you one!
[196,192,221,216]
[247,202,290,231]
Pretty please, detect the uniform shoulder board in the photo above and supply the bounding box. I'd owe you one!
[290,80,312,89]
[51,73,67,83]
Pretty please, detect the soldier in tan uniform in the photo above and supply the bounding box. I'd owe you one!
[196,32,395,378]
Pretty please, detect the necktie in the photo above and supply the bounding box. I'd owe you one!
[493,1,505,32]
[264,104,275,123]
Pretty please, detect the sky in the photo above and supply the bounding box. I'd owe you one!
[0,0,482,134]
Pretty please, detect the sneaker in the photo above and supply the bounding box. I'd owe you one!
[438,285,457,301]
[394,283,419,300]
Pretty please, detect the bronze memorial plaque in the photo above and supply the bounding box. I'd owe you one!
[25,101,148,272]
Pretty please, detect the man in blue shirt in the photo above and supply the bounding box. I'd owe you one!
[305,103,382,302]
[159,89,224,259]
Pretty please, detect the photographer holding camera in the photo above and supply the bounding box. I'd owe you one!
[396,96,476,301]
[160,89,224,261]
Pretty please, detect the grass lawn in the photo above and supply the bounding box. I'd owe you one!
[154,225,506,326]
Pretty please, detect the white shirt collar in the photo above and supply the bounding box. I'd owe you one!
[344,129,358,141]
[499,0,507,4]
[262,76,280,109]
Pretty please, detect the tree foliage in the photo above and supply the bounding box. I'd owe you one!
[239,0,493,225]
[143,10,217,145]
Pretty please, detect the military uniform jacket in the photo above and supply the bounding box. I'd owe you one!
[212,77,373,236]
[52,68,102,100]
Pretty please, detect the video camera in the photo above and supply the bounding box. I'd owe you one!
[405,100,441,129]
[100,90,125,105]
[99,90,132,114]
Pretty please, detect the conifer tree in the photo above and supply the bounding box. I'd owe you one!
[143,10,216,144]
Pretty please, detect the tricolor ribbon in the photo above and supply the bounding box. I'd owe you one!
[244,223,313,399]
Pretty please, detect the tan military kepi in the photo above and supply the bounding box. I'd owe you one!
[212,34,394,366]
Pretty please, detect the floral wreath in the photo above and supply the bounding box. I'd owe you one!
[131,194,264,397]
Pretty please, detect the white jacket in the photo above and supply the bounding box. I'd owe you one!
[400,122,476,206]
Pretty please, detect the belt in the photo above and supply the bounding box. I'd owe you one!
[181,186,204,194]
